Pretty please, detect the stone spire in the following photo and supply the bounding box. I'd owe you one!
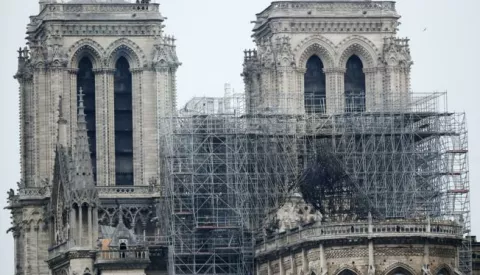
[70,88,97,204]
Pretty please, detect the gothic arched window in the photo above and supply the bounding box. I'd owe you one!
[304,55,326,113]
[437,268,450,275]
[339,270,357,275]
[114,57,134,186]
[344,55,366,112]
[77,57,96,182]
[387,268,413,275]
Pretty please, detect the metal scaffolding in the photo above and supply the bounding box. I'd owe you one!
[160,92,471,275]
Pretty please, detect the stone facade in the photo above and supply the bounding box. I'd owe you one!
[9,1,178,275]
[6,1,470,275]
[242,1,412,115]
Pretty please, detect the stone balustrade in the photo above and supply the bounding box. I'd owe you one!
[256,220,463,256]
[45,3,160,14]
[270,1,396,13]
[135,235,169,246]
[96,248,149,262]
[97,186,160,198]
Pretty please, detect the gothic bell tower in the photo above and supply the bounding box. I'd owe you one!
[9,1,180,274]
[243,0,412,115]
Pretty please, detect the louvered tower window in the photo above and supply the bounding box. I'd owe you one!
[77,57,96,182]
[344,55,366,112]
[304,55,326,114]
[114,57,134,186]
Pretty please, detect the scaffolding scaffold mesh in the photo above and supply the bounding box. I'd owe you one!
[160,92,471,275]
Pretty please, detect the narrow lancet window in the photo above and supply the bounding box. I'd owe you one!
[344,55,366,112]
[77,57,96,182]
[114,57,134,186]
[304,55,326,113]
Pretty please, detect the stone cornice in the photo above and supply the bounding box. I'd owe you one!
[47,248,96,269]
[28,4,164,35]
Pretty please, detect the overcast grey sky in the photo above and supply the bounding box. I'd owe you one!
[0,0,479,273]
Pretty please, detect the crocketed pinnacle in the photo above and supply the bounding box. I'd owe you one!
[72,88,96,191]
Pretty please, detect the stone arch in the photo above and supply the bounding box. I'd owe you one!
[337,35,379,68]
[68,38,104,69]
[307,267,319,275]
[83,267,92,275]
[295,35,336,69]
[382,262,416,275]
[105,38,146,68]
[333,265,362,275]
[433,264,454,275]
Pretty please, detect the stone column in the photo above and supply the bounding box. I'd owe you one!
[368,240,375,274]
[324,68,346,114]
[302,248,308,272]
[105,69,116,186]
[13,230,20,275]
[296,69,307,114]
[67,68,78,148]
[131,68,144,186]
[33,224,39,275]
[93,207,99,245]
[364,67,377,112]
[78,206,83,246]
[142,69,159,184]
[423,239,430,272]
[93,68,115,186]
[291,253,297,275]
[278,68,298,114]
[319,243,326,274]
[34,66,48,186]
[70,207,76,245]
[88,206,93,247]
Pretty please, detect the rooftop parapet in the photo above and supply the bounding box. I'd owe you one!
[28,2,163,34]
[256,219,463,256]
[253,1,399,35]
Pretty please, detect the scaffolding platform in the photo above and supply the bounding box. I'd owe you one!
[160,92,471,275]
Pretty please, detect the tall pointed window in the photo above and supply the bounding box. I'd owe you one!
[304,55,326,113]
[387,268,413,275]
[344,55,366,112]
[77,57,96,182]
[114,57,134,186]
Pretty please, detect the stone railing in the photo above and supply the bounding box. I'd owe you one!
[256,220,463,255]
[97,186,161,198]
[269,1,396,13]
[96,248,149,262]
[135,235,169,246]
[45,3,160,14]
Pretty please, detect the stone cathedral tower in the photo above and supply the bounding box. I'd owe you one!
[9,0,179,274]
[243,0,412,115]
[6,1,471,275]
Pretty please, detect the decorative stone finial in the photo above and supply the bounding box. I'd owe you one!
[69,88,97,204]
